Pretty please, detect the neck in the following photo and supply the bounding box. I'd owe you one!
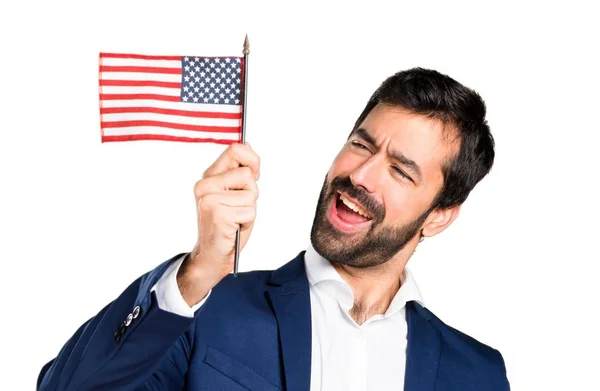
[332,251,411,325]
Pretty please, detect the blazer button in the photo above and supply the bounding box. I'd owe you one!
[132,305,141,319]
[125,313,134,327]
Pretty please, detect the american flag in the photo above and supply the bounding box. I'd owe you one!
[99,53,244,144]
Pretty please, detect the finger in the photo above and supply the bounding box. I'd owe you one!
[233,206,256,228]
[200,191,257,209]
[203,143,260,179]
[195,167,258,199]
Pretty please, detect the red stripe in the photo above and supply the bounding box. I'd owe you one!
[100,65,182,74]
[100,106,241,119]
[101,120,241,133]
[102,134,235,144]
[100,53,181,61]
[100,80,181,88]
[100,94,180,102]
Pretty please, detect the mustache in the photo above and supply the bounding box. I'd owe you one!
[330,176,384,222]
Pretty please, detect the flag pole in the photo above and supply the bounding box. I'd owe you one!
[233,34,250,277]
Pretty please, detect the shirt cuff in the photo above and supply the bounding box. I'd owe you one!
[151,253,212,318]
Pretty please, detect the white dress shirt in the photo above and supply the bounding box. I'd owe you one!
[152,244,424,390]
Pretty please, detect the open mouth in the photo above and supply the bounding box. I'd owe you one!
[327,191,373,233]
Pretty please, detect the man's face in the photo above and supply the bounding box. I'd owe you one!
[310,103,458,268]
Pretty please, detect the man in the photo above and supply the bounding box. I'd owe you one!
[38,67,510,390]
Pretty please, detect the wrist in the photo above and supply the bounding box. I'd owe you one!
[176,254,219,307]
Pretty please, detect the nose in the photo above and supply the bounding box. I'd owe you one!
[349,155,381,193]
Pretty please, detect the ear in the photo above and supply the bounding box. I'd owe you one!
[421,204,461,238]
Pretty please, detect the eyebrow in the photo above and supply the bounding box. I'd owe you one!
[351,127,423,182]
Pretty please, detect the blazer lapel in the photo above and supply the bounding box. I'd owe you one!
[404,301,442,391]
[266,251,312,391]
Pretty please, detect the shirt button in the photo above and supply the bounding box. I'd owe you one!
[132,305,141,319]
[125,313,134,327]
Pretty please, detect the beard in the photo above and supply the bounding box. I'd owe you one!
[310,174,431,268]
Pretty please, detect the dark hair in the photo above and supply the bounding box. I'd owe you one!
[352,67,495,210]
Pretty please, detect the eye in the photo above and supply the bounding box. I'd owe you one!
[351,140,369,150]
[392,165,411,181]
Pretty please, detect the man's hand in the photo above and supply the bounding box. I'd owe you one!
[177,143,260,307]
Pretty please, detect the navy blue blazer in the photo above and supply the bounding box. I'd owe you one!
[37,251,510,390]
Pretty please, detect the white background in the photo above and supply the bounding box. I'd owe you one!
[1,0,598,389]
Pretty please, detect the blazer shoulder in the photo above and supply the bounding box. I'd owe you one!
[416,303,510,388]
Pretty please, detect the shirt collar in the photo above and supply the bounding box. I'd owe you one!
[304,242,424,317]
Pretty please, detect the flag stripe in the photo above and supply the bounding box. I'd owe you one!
[100,52,181,61]
[101,86,180,96]
[102,126,240,140]
[101,120,240,133]
[102,134,236,144]
[100,79,182,88]
[100,57,181,68]
[100,106,242,119]
[100,72,182,82]
[100,99,241,112]
[100,65,182,75]
[102,112,240,127]
[100,94,180,102]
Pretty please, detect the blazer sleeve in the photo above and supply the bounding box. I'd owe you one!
[37,253,204,391]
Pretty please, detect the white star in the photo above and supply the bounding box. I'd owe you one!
[236,88,240,94]
[236,68,241,73]
[215,58,220,63]
[235,99,240,104]
[195,76,200,82]
[221,83,226,88]
[230,93,235,99]
[195,66,200,72]
[210,82,216,88]
[193,97,199,102]
[184,65,190,71]
[216,78,221,84]
[214,97,220,103]
[200,82,205,87]
[184,57,189,61]
[189,81,195,87]
[236,78,241,83]
[210,72,216,78]
[204,76,211,82]
[194,86,200,92]
[204,58,210,62]
[183,96,188,102]
[209,93,215,98]
[225,58,231,63]
[227,68,232,74]
[226,78,232,84]
[220,93,225,98]
[200,71,206,77]
[220,63,226,68]
[204,87,210,93]
[236,58,241,62]
[194,57,199,62]
[183,86,189,92]
[199,91,204,97]
[221,72,226,78]
[210,63,216,68]
[190,71,196,77]
[184,76,190,82]
[225,88,231,93]
[204,97,209,102]
[215,87,221,93]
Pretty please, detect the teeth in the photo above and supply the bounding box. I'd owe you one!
[339,193,371,218]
